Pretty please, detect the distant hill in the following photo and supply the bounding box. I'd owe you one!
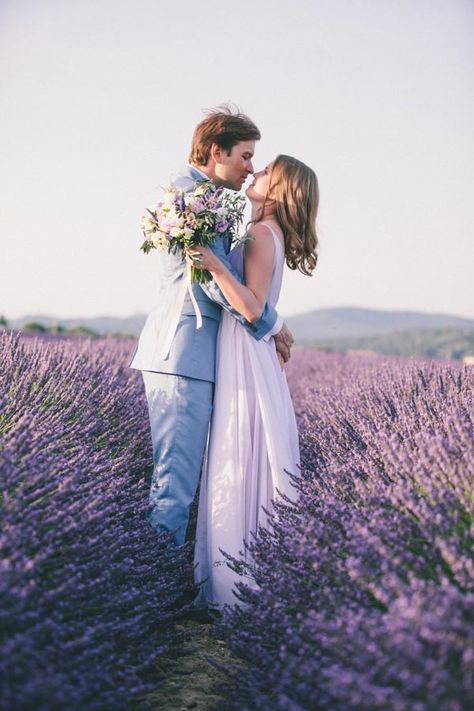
[310,327,474,362]
[285,307,474,342]
[8,307,474,341]
[5,307,474,360]
[9,314,146,337]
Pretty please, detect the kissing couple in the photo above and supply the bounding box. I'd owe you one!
[130,105,319,612]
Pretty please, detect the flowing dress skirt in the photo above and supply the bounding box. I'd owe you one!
[193,309,300,610]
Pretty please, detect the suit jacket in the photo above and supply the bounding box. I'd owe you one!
[129,165,278,382]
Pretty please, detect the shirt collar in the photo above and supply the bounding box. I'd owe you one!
[187,163,210,181]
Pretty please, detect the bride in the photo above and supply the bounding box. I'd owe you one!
[189,154,319,611]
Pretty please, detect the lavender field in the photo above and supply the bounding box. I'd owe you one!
[0,333,196,710]
[1,332,473,710]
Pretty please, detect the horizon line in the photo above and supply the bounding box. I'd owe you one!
[4,305,474,322]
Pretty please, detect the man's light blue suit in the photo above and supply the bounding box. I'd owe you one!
[130,165,279,545]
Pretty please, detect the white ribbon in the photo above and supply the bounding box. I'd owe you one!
[159,265,202,360]
[187,268,203,330]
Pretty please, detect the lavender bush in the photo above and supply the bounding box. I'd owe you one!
[0,332,195,710]
[216,351,474,710]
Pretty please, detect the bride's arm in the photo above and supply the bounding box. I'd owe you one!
[189,223,275,323]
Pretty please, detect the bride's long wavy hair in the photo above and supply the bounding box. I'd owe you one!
[253,155,319,275]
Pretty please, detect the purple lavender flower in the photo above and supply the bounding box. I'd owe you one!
[0,331,196,710]
[212,350,474,710]
[216,220,230,233]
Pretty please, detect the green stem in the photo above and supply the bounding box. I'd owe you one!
[190,267,212,284]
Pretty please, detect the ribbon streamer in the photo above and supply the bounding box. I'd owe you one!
[159,265,202,360]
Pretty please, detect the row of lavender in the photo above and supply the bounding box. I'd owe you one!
[218,350,474,710]
[0,333,195,710]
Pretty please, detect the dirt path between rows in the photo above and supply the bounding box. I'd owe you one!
[143,619,240,711]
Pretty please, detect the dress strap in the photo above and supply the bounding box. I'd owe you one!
[258,221,285,253]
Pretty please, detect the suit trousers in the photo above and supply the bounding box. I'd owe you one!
[142,371,213,546]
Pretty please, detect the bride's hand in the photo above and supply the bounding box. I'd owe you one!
[186,245,221,272]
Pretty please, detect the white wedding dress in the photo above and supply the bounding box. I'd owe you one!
[193,222,300,611]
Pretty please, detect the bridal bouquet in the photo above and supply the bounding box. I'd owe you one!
[140,180,245,283]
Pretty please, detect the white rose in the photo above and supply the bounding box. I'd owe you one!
[152,232,168,249]
[142,215,157,233]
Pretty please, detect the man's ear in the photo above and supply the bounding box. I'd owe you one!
[209,142,223,164]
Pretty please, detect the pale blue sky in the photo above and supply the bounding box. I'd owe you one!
[1,0,473,320]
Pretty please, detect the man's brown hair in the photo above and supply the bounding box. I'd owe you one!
[189,104,261,166]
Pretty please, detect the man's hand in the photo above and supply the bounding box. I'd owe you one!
[274,323,294,364]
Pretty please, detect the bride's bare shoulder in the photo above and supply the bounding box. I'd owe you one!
[247,221,284,254]
[245,222,275,254]
[248,221,273,237]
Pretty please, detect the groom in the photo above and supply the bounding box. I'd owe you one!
[130,106,293,546]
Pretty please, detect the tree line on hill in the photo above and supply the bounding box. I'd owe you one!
[2,315,473,361]
[0,316,100,338]
[308,327,474,362]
